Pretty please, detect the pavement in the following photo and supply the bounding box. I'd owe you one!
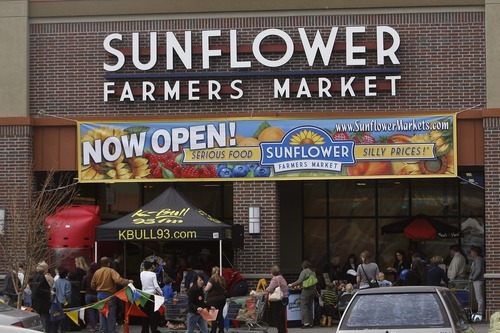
[113,321,490,333]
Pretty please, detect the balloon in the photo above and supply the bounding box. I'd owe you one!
[399,269,409,281]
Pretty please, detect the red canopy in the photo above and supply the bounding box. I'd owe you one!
[403,218,437,239]
[381,213,460,239]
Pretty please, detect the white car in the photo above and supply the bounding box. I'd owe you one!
[0,302,43,331]
[336,286,476,333]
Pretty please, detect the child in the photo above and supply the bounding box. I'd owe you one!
[376,272,392,287]
[162,277,176,302]
[320,282,338,327]
[336,281,346,298]
[341,283,354,297]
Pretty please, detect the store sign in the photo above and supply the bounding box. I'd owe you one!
[103,26,401,101]
[78,114,456,182]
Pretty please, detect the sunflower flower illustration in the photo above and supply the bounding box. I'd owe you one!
[289,130,325,145]
[81,126,151,180]
[392,130,454,175]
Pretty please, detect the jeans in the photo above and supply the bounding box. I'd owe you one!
[85,293,99,330]
[473,280,485,316]
[186,312,208,333]
[98,292,117,333]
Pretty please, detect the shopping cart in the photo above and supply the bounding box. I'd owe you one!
[226,293,269,333]
[164,294,188,332]
[449,280,472,316]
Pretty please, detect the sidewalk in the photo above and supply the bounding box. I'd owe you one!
[117,322,490,333]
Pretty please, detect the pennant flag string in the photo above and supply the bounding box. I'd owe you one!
[62,286,164,321]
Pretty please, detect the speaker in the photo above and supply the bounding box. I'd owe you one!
[232,224,244,249]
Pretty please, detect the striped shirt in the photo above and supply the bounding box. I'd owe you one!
[321,289,338,306]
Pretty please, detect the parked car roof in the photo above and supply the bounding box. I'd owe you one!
[336,286,475,333]
[354,285,448,294]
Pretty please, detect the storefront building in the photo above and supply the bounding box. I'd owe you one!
[1,0,500,317]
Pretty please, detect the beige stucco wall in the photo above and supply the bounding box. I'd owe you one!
[486,0,500,107]
[0,0,28,117]
[28,0,483,18]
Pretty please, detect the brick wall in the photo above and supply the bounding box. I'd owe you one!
[29,12,485,118]
[233,181,279,275]
[484,117,500,317]
[0,125,33,272]
[19,9,494,311]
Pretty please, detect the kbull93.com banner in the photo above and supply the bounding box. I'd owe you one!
[78,114,456,183]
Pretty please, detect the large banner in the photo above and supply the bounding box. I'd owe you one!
[78,114,456,182]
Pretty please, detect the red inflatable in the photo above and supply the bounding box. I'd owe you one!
[46,205,101,249]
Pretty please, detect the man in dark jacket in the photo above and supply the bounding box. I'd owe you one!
[3,263,20,306]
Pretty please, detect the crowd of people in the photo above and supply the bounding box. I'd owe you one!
[292,245,485,327]
[2,248,251,333]
[1,244,485,332]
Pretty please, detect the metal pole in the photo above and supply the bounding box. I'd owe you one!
[219,240,223,270]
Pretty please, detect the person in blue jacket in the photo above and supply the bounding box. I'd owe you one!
[427,255,449,286]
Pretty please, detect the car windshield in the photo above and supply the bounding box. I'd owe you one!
[343,293,448,328]
[0,302,14,312]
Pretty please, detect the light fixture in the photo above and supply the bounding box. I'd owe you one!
[0,208,5,235]
[248,206,261,234]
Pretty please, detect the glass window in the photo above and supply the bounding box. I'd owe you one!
[329,218,375,264]
[460,217,485,260]
[303,219,327,267]
[460,181,484,216]
[411,179,458,216]
[142,183,229,222]
[177,183,224,217]
[343,293,448,328]
[377,180,409,216]
[303,181,326,216]
[329,180,376,217]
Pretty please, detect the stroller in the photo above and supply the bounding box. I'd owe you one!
[337,293,354,319]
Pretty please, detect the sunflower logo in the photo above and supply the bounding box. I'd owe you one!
[289,130,325,145]
[81,126,151,180]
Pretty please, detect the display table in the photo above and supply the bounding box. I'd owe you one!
[286,288,316,327]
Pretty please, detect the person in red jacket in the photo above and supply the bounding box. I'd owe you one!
[222,268,249,297]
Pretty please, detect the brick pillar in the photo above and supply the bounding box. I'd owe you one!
[484,117,500,319]
[0,125,33,271]
[233,181,280,278]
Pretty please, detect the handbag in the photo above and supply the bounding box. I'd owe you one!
[360,264,379,288]
[302,274,318,289]
[49,298,65,322]
[268,286,283,301]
